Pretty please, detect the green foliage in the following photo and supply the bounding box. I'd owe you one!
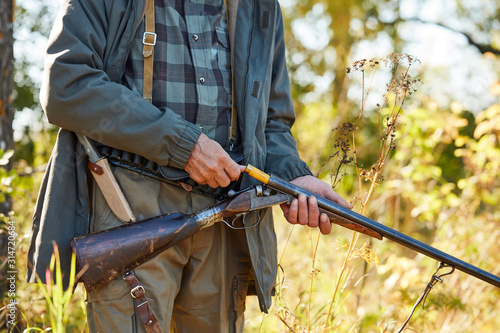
[29,244,81,333]
[0,150,33,204]
[245,61,500,332]
[12,62,37,111]
[9,0,500,332]
[0,142,87,332]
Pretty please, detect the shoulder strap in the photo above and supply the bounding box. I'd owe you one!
[223,0,238,149]
[142,0,156,103]
[141,0,238,148]
[124,272,162,333]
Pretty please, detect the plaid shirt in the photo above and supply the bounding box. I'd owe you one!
[122,0,233,148]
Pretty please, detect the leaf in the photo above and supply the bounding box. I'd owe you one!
[0,150,14,165]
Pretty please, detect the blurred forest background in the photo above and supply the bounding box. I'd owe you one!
[1,0,499,332]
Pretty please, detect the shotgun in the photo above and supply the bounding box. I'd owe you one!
[243,165,500,289]
[70,165,500,292]
[70,184,381,292]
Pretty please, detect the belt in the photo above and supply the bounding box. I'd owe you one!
[97,145,243,201]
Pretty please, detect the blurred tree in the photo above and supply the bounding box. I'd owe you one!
[0,0,15,288]
[0,0,15,331]
[0,0,15,190]
[281,0,499,176]
[12,0,57,166]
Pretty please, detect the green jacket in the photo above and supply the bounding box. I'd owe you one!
[27,0,311,312]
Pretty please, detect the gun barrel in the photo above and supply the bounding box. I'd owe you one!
[245,165,500,289]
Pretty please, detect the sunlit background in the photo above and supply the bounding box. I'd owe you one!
[5,0,499,332]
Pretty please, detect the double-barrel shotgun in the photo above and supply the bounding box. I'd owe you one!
[70,165,500,292]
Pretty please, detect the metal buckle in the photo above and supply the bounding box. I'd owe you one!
[142,32,157,46]
[130,285,146,298]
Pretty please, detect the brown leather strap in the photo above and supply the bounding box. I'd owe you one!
[143,0,156,103]
[87,160,103,175]
[223,0,238,148]
[123,272,162,333]
[142,0,237,145]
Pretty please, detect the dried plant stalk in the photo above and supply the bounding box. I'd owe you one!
[323,53,420,330]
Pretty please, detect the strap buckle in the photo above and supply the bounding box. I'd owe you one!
[130,285,146,298]
[143,32,157,46]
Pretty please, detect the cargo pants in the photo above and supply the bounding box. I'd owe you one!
[85,166,252,333]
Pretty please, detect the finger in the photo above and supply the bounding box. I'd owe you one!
[324,190,353,209]
[214,171,231,188]
[319,213,332,235]
[187,169,207,185]
[297,194,308,225]
[280,204,295,225]
[224,163,244,182]
[286,199,298,224]
[280,203,289,215]
[307,196,320,228]
[207,177,220,189]
[196,179,207,185]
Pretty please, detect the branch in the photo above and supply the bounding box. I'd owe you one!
[407,17,500,55]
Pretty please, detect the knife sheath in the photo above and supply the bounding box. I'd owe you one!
[88,158,136,223]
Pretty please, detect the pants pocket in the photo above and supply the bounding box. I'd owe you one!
[90,178,120,233]
[86,278,137,333]
[230,273,249,333]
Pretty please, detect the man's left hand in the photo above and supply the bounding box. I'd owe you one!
[279,175,352,235]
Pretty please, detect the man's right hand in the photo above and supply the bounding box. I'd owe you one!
[184,133,245,188]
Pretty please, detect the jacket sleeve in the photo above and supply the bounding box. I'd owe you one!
[40,0,201,169]
[263,5,312,181]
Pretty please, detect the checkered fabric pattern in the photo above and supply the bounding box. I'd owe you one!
[122,0,233,148]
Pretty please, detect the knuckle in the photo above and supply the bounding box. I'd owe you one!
[216,154,231,166]
[206,161,219,172]
[199,170,210,181]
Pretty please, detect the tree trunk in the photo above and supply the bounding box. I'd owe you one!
[0,0,16,331]
[0,0,15,194]
[0,2,15,155]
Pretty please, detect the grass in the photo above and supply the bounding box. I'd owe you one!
[2,54,500,332]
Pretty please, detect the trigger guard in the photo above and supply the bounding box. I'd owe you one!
[223,211,261,229]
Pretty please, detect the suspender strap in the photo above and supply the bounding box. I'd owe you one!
[124,272,162,333]
[223,0,238,148]
[141,0,238,145]
[143,0,156,103]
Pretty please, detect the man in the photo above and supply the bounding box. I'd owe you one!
[27,0,351,332]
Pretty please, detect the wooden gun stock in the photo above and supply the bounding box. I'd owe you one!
[71,189,253,292]
[319,208,382,240]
